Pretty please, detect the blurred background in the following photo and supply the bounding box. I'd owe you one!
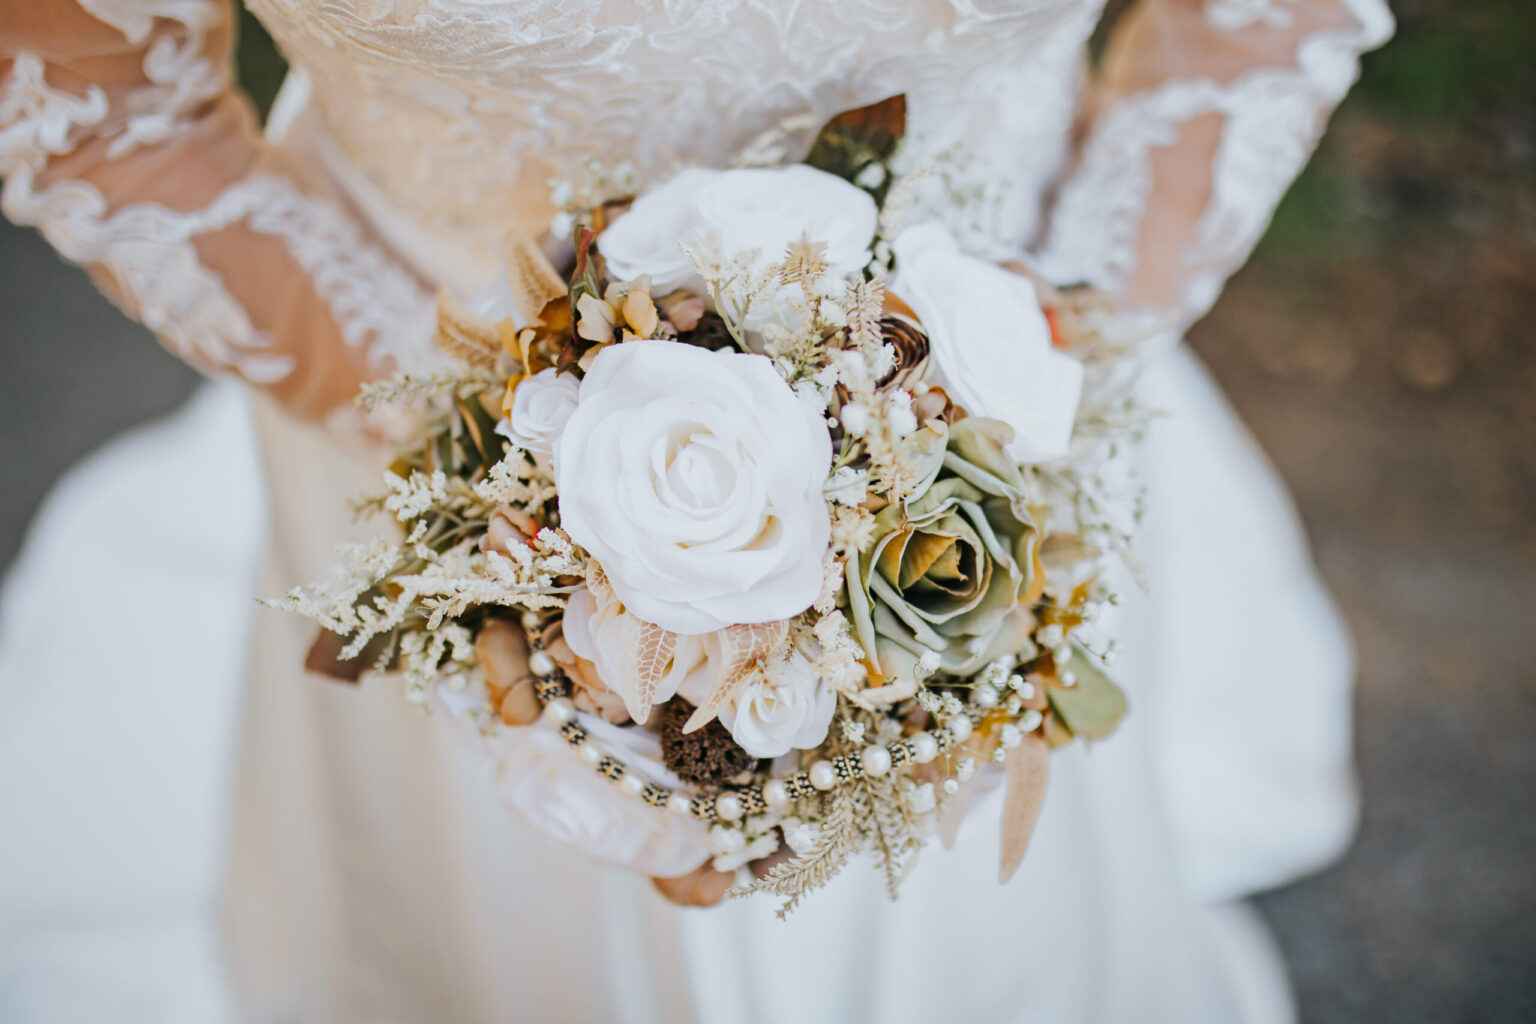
[1,2,1531,1020]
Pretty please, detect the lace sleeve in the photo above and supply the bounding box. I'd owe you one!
[1035,0,1392,334]
[0,2,432,418]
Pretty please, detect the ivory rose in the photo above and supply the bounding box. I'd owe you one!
[677,649,836,759]
[599,165,878,294]
[497,367,580,456]
[891,222,1084,463]
[554,340,832,635]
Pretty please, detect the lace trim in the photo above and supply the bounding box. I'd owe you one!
[0,54,108,176]
[76,0,230,158]
[1,52,430,383]
[1036,0,1392,327]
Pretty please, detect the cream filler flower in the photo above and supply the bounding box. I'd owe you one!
[553,340,832,635]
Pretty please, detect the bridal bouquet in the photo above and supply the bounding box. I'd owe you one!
[276,97,1142,913]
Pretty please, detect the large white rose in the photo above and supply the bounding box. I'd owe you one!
[891,222,1084,463]
[677,649,836,759]
[496,367,580,456]
[554,340,832,635]
[495,718,710,878]
[599,165,877,296]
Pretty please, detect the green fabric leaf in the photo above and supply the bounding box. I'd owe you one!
[1047,650,1128,742]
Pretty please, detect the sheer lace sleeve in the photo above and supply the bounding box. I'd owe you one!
[1036,0,1392,334]
[0,2,432,418]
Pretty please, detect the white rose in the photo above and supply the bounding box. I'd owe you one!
[496,367,580,455]
[678,648,835,759]
[495,718,710,878]
[600,165,877,296]
[597,168,721,293]
[554,340,832,635]
[891,222,1084,463]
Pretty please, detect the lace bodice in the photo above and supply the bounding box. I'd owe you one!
[1,0,1391,416]
[247,0,1099,280]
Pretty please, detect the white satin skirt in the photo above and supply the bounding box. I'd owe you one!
[0,349,1357,1023]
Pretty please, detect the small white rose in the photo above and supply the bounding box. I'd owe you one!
[496,367,580,456]
[678,648,836,759]
[554,340,832,635]
[891,222,1084,463]
[599,165,877,299]
[494,719,710,878]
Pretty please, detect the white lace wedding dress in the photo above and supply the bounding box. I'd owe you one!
[0,2,1389,1021]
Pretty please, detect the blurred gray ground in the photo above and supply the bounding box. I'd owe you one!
[1,0,1533,1020]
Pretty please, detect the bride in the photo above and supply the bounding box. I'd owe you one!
[0,2,1389,1021]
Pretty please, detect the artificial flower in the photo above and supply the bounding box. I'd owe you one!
[677,647,836,759]
[891,221,1084,463]
[554,340,831,634]
[599,165,877,299]
[496,367,580,456]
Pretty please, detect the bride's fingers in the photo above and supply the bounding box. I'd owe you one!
[475,620,540,725]
[652,862,735,907]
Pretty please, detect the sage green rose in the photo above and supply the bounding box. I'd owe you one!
[845,417,1040,701]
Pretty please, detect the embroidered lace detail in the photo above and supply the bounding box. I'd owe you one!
[76,0,231,157]
[1,41,429,383]
[1036,0,1392,329]
[245,0,1104,264]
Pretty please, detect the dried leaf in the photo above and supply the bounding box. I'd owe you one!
[434,288,501,366]
[503,231,567,327]
[803,94,907,199]
[304,627,385,683]
[1047,650,1128,741]
[998,733,1050,883]
[627,622,678,723]
[683,621,789,733]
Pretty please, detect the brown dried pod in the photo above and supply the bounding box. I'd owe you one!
[675,310,736,352]
[876,313,930,389]
[659,700,757,787]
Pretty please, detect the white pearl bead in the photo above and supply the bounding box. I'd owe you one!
[861,745,892,778]
[763,780,791,811]
[619,773,645,797]
[578,742,603,765]
[947,716,973,743]
[809,760,837,791]
[541,696,576,725]
[999,724,1023,749]
[972,683,999,709]
[528,650,557,677]
[715,793,744,821]
[910,732,939,764]
[667,793,695,817]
